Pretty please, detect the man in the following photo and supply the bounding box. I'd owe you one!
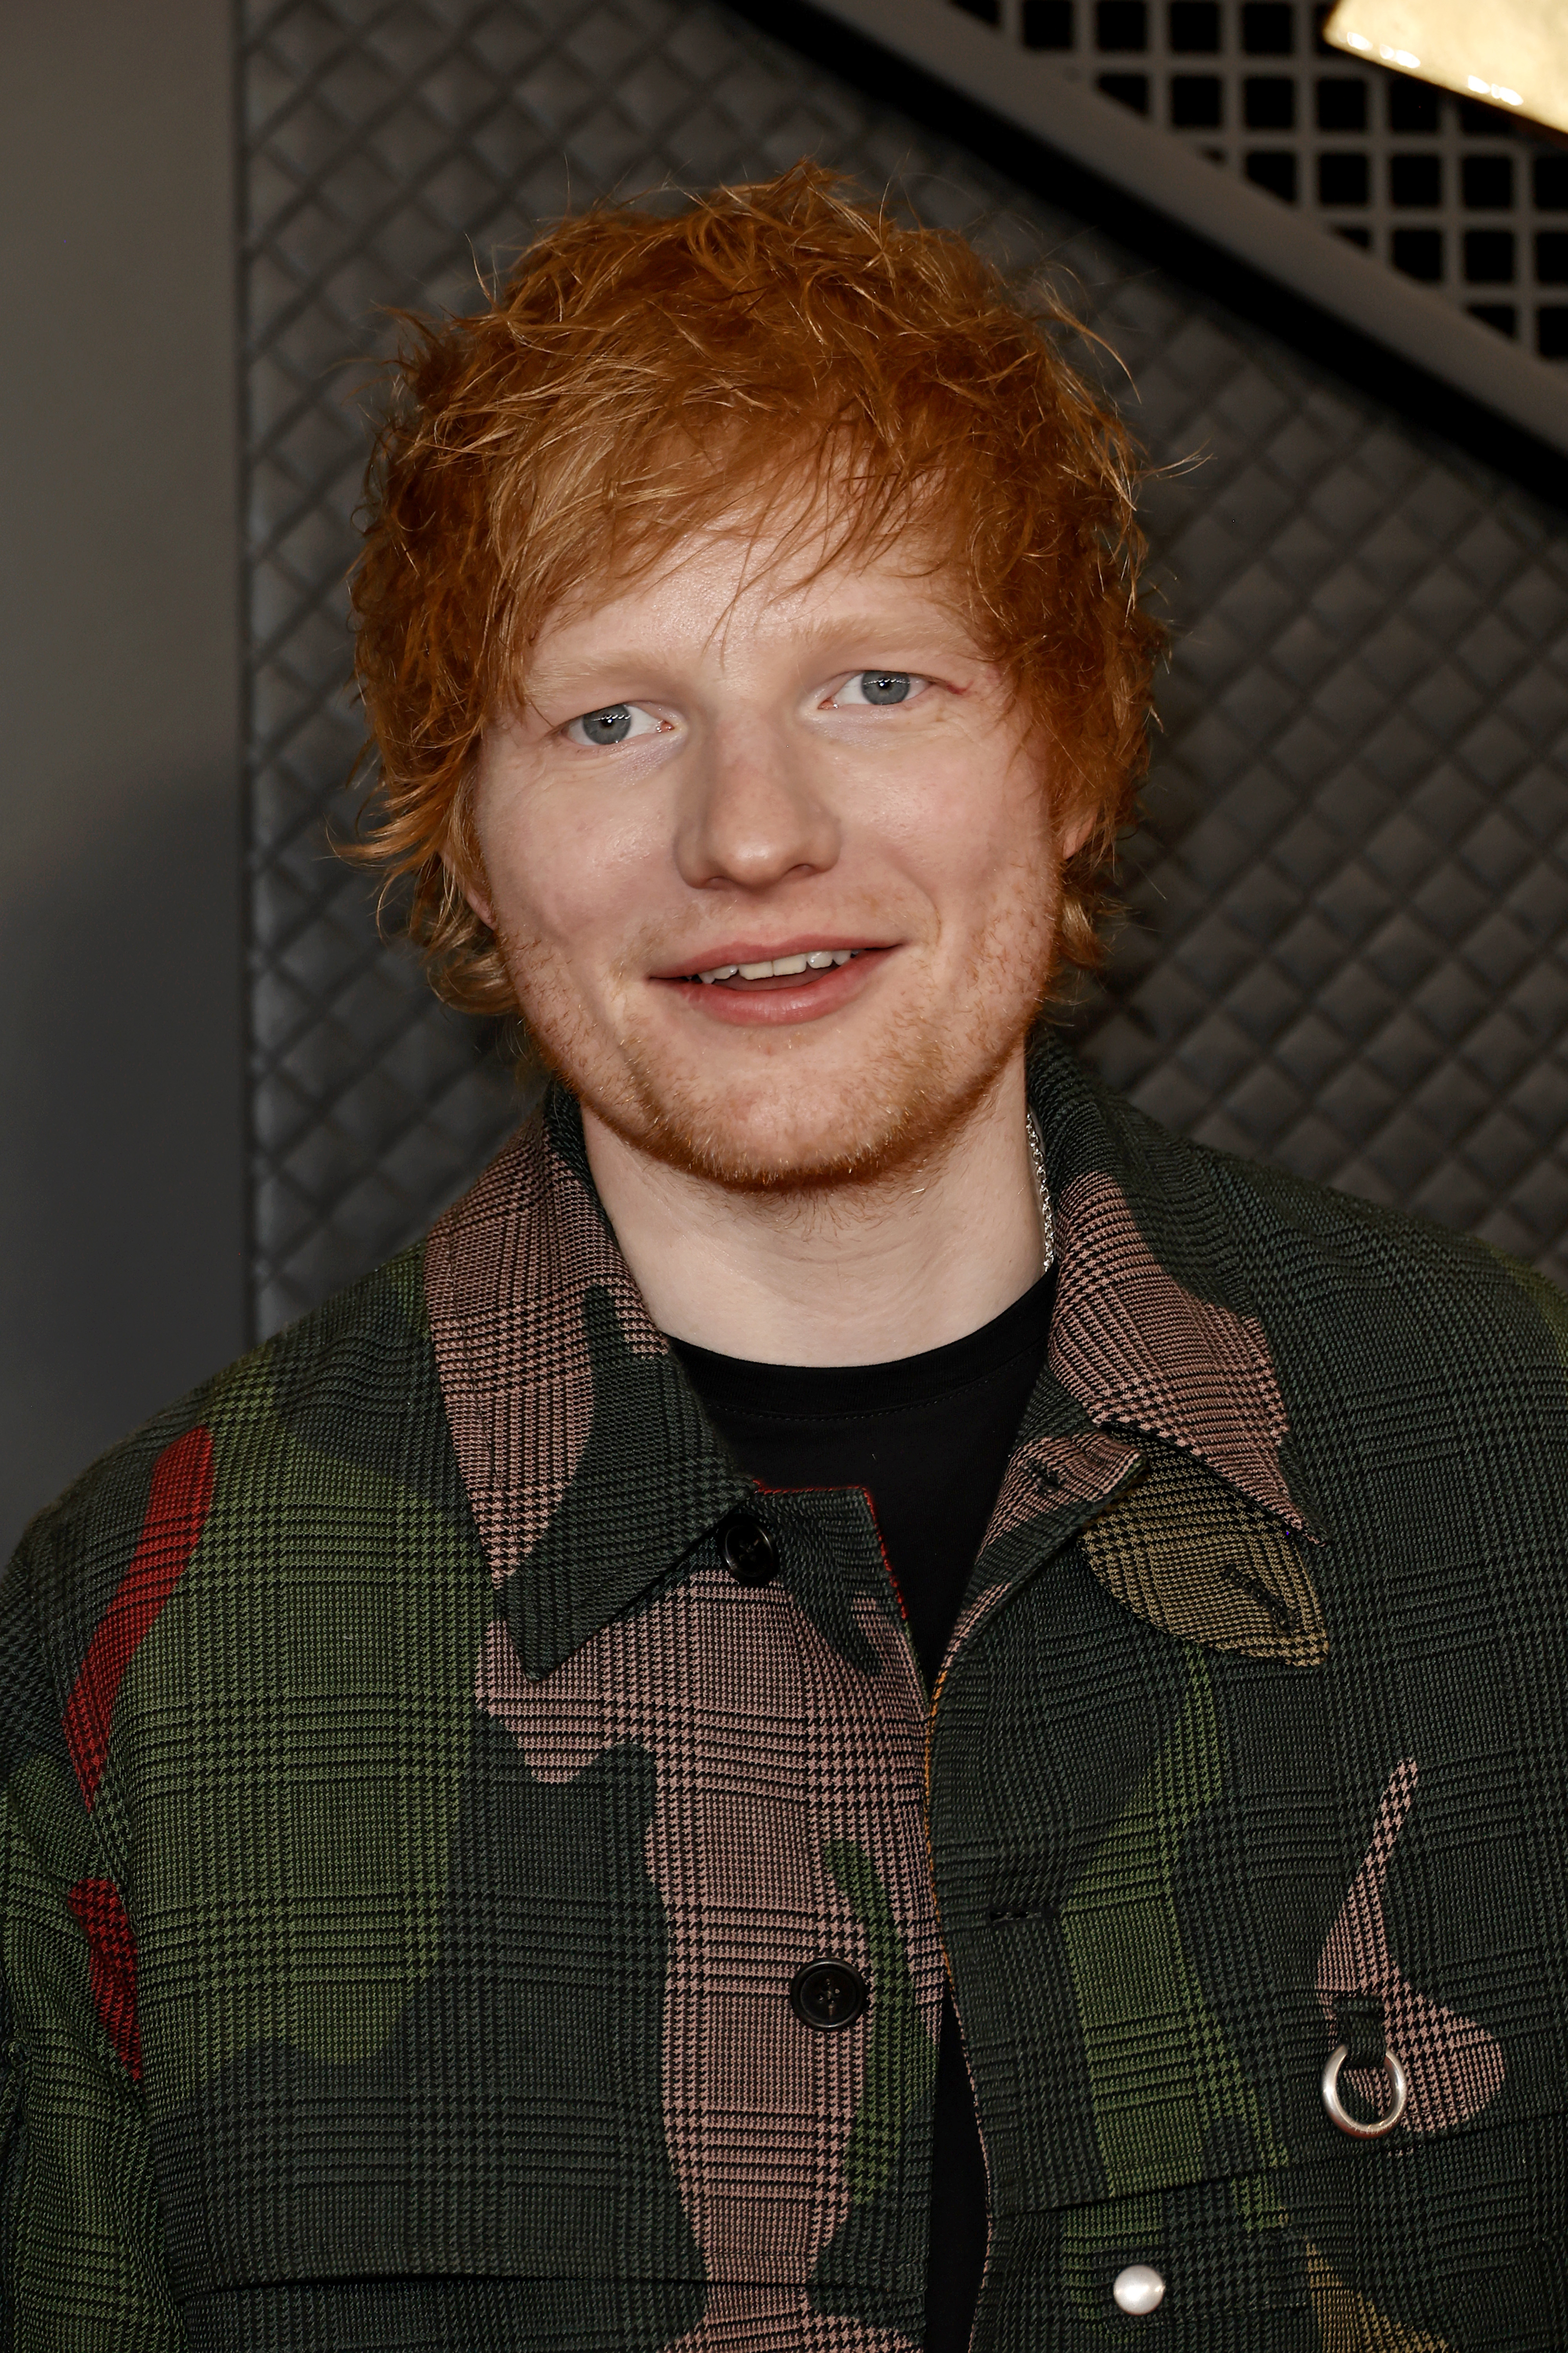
[1,166,1563,2352]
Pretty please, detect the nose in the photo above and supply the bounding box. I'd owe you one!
[674,715,841,893]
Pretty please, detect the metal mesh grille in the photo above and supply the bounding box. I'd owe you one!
[242,0,1568,1334]
[973,0,1568,358]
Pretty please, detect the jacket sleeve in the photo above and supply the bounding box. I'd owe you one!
[0,1531,185,2351]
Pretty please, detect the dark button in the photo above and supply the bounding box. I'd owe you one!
[719,1512,777,1586]
[790,1958,868,2031]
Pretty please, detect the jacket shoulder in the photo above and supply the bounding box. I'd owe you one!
[1043,1038,1566,1366]
[1199,1122,1549,1312]
[5,1242,461,1724]
[1124,1087,1567,1376]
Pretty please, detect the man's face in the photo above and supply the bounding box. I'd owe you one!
[467,511,1085,1191]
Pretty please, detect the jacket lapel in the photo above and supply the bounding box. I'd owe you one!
[1030,1033,1316,1539]
[425,1088,749,1680]
[945,1038,1328,1670]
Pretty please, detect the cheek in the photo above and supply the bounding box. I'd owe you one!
[481,786,663,962]
[868,749,1051,911]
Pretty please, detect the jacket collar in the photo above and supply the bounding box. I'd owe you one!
[424,1088,751,1678]
[426,1038,1312,1679]
[1031,1033,1310,1536]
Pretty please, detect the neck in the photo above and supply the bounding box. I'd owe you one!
[581,1054,1044,1367]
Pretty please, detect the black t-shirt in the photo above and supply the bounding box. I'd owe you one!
[669,1273,1055,2351]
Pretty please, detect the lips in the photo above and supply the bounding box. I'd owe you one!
[653,939,886,988]
[693,948,857,986]
[650,942,892,1024]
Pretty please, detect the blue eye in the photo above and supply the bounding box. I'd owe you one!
[580,706,631,744]
[836,671,923,707]
[564,703,664,747]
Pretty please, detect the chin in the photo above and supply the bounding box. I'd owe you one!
[519,934,1053,1195]
[585,1051,1005,1196]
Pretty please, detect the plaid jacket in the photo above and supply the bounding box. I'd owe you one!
[2,1036,1564,2351]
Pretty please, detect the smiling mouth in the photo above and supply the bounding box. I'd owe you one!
[680,948,865,988]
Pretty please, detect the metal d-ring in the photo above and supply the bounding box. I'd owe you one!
[1321,2042,1408,2139]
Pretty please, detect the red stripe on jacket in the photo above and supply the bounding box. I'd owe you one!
[62,1424,214,1809]
[65,1876,142,2080]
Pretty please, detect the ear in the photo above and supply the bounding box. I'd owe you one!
[1030,721,1096,865]
[441,767,496,930]
[455,856,496,932]
[1056,799,1097,864]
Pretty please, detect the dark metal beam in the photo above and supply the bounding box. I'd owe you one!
[730,0,1568,506]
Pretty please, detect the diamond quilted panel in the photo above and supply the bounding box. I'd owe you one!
[242,0,1568,1333]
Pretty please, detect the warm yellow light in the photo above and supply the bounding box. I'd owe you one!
[1323,0,1568,136]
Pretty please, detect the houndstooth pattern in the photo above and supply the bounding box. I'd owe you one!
[242,0,1568,1336]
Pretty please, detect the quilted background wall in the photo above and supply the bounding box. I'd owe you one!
[243,0,1568,1336]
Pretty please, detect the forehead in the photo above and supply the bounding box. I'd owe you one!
[527,506,974,676]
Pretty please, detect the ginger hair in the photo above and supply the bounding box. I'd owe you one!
[347,164,1163,1018]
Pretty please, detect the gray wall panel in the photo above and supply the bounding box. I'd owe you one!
[242,0,1568,1333]
[0,0,245,1550]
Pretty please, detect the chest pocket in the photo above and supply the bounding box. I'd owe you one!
[1037,1452,1565,2347]
[1077,1440,1326,1669]
[1010,2135,1565,2345]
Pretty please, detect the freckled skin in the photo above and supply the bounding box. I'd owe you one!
[466,522,1084,1195]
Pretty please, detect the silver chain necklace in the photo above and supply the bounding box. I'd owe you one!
[1027,1111,1056,1276]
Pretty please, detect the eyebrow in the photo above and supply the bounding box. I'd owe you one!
[530,604,974,687]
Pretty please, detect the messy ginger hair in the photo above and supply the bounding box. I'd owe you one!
[349,164,1163,1017]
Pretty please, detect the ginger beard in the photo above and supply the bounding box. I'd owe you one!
[466,520,1081,1201]
[501,856,1060,1196]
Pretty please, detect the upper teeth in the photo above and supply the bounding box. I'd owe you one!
[695,949,857,984]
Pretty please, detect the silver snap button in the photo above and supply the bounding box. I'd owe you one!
[1112,2263,1166,2315]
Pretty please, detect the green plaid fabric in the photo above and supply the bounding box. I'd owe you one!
[2,1036,1564,2350]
